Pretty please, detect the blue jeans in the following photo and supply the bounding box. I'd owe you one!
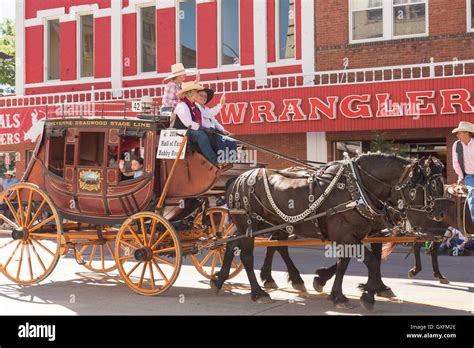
[464,175,474,222]
[188,130,218,166]
[216,136,237,162]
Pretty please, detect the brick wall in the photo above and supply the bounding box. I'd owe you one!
[238,133,307,169]
[315,0,474,71]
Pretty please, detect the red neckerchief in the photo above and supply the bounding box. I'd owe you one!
[181,97,202,126]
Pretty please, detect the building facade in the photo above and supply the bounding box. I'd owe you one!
[1,0,474,182]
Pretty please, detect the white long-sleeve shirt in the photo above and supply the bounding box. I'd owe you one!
[197,104,225,132]
[173,101,200,130]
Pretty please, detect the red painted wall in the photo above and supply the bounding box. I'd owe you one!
[240,0,254,66]
[197,1,218,69]
[60,21,76,81]
[122,13,137,76]
[157,7,176,73]
[94,16,111,78]
[25,26,43,84]
[266,0,276,63]
[25,0,111,19]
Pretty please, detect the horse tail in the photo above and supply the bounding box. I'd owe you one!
[382,242,397,260]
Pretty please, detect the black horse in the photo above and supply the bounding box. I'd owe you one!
[211,153,446,309]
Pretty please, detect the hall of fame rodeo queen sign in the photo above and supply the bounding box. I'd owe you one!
[157,130,187,159]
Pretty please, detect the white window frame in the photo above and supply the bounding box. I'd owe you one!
[137,3,157,75]
[176,0,198,69]
[44,17,61,81]
[349,0,429,44]
[217,0,241,68]
[275,0,297,63]
[468,0,474,32]
[76,12,95,81]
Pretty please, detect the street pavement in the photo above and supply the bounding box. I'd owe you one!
[0,245,472,315]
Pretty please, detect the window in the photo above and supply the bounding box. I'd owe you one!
[79,15,94,77]
[278,0,296,60]
[469,0,474,32]
[220,0,240,65]
[48,137,66,177]
[351,0,383,41]
[79,132,104,166]
[47,19,60,80]
[140,6,156,73]
[179,0,197,68]
[350,0,427,43]
[65,144,75,166]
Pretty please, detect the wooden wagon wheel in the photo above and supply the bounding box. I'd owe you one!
[0,183,62,284]
[115,212,182,295]
[191,207,243,280]
[75,239,118,273]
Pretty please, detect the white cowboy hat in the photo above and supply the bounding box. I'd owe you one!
[176,82,204,97]
[163,63,187,82]
[452,121,474,134]
[5,170,15,176]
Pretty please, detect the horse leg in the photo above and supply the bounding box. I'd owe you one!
[408,242,423,279]
[240,236,272,303]
[360,246,380,311]
[210,239,239,295]
[431,242,449,284]
[276,246,308,295]
[370,243,396,298]
[313,264,337,293]
[328,257,353,309]
[260,247,279,289]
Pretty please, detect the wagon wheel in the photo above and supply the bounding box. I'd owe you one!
[0,183,62,284]
[115,212,182,295]
[191,207,243,280]
[75,238,118,273]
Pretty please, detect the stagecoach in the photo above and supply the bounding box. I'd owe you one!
[0,100,471,301]
[0,102,252,295]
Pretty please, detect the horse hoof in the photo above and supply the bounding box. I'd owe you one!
[209,279,221,295]
[377,288,396,298]
[264,280,278,289]
[313,277,324,293]
[335,302,354,310]
[292,283,307,293]
[439,277,450,284]
[255,295,273,304]
[408,270,416,279]
[360,298,374,311]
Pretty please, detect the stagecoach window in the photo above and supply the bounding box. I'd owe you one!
[140,6,156,73]
[79,132,105,167]
[179,0,197,68]
[65,144,75,166]
[393,0,426,37]
[351,0,383,41]
[220,0,240,65]
[47,19,60,80]
[48,137,66,177]
[80,15,94,78]
[278,0,296,60]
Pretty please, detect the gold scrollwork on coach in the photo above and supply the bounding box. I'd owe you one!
[79,170,103,192]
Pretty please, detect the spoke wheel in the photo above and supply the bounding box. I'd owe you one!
[115,212,181,296]
[75,239,117,273]
[191,207,243,280]
[0,183,62,284]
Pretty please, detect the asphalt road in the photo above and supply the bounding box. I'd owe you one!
[0,245,472,315]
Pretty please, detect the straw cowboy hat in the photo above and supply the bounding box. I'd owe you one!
[163,63,187,81]
[452,121,474,134]
[176,82,204,97]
